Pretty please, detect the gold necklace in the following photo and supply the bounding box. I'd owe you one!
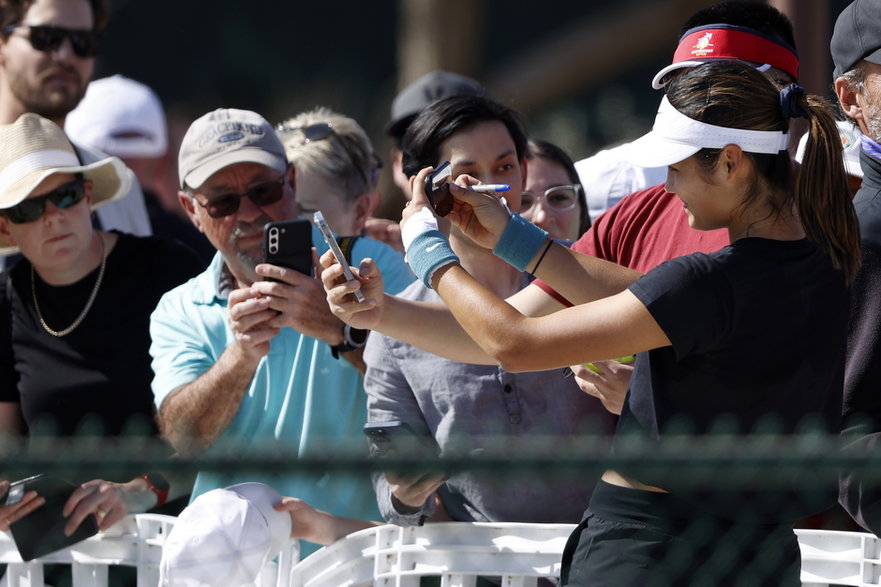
[32,234,107,337]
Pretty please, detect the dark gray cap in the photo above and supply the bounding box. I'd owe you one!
[832,0,881,79]
[386,70,485,138]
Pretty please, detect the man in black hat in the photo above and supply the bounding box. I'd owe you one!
[832,0,881,537]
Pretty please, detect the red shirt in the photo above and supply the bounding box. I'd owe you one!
[534,184,729,304]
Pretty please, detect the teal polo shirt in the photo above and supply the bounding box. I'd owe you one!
[150,228,413,556]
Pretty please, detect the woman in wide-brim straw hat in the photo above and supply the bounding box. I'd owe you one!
[0,114,203,535]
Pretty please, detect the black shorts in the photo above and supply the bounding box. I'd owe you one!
[560,481,801,587]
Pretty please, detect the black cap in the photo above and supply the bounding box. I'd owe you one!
[385,70,485,138]
[832,0,881,79]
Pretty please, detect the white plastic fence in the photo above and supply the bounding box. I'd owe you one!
[2,516,880,586]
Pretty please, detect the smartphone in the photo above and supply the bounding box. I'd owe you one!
[312,211,365,303]
[424,160,454,216]
[263,219,313,276]
[6,474,99,561]
[363,421,444,477]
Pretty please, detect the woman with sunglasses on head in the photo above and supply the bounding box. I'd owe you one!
[521,139,589,243]
[323,61,859,585]
[0,114,202,536]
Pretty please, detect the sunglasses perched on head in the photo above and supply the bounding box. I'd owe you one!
[3,24,102,58]
[3,179,86,224]
[191,176,286,218]
[520,184,581,214]
[276,122,383,187]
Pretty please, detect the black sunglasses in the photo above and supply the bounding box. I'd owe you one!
[192,176,286,218]
[3,24,102,58]
[4,179,86,224]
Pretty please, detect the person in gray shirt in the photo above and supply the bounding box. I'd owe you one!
[364,95,617,526]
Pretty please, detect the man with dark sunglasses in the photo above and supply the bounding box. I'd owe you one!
[0,0,152,273]
[149,108,414,558]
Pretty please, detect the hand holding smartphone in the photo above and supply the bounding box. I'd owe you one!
[363,421,445,478]
[424,160,453,216]
[313,211,365,303]
[263,219,313,277]
[5,474,98,561]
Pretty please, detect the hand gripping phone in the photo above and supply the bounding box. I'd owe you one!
[5,474,99,561]
[313,211,365,302]
[363,420,445,477]
[424,160,454,216]
[263,219,313,276]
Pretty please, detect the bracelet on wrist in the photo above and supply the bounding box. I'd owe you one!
[529,239,553,275]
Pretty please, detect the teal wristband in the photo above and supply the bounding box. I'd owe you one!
[406,230,460,289]
[492,214,548,272]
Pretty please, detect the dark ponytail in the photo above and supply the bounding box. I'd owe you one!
[795,93,861,281]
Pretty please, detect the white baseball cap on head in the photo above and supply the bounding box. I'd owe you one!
[66,74,169,159]
[158,483,292,587]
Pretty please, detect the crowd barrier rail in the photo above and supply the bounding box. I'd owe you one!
[2,517,881,586]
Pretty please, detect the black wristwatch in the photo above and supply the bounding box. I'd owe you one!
[330,325,369,359]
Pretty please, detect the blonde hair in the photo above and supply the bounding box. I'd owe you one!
[276,107,378,202]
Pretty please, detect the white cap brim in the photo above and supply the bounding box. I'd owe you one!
[623,96,790,168]
[623,134,702,168]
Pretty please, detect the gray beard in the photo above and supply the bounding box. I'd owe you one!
[236,249,261,274]
[864,98,881,144]
[231,216,271,275]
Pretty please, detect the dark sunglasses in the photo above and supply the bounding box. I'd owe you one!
[192,176,286,218]
[4,179,86,224]
[3,24,102,58]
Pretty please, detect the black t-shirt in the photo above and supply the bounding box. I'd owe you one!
[0,232,202,436]
[617,237,849,522]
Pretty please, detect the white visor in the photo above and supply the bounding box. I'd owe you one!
[623,96,790,168]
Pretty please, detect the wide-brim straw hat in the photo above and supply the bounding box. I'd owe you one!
[0,113,132,254]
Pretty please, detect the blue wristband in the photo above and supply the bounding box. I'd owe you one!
[492,214,548,272]
[406,230,460,289]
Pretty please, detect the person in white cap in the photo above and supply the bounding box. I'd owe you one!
[323,60,858,586]
[0,0,153,276]
[573,1,800,224]
[66,74,215,264]
[0,114,202,536]
[149,107,414,558]
[519,1,802,415]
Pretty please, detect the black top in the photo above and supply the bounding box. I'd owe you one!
[844,150,881,426]
[616,237,848,522]
[0,232,202,436]
[840,149,881,534]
